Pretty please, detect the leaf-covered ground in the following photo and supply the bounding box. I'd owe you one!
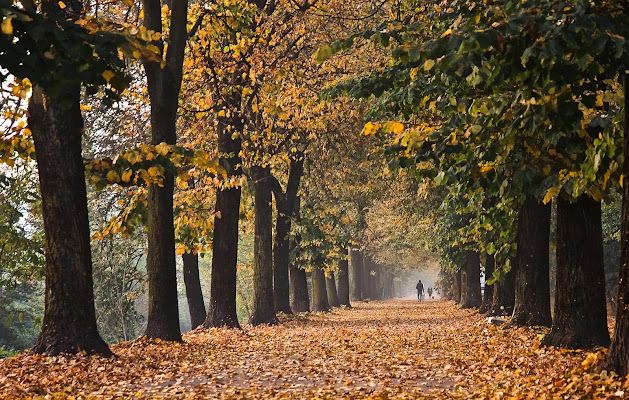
[1,299,627,399]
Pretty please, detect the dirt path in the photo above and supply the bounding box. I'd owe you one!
[0,299,620,399]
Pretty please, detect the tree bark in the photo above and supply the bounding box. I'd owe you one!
[350,248,363,301]
[479,253,495,314]
[370,262,379,300]
[141,0,189,342]
[337,248,351,307]
[203,116,242,329]
[248,166,278,325]
[489,259,515,316]
[311,267,330,311]
[182,252,206,329]
[326,272,340,308]
[271,157,303,314]
[452,268,461,303]
[289,264,310,313]
[29,84,111,355]
[460,250,482,308]
[511,197,552,327]
[542,196,609,349]
[603,73,629,375]
[362,254,372,299]
[288,198,309,313]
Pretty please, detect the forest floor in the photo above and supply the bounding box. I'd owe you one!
[0,299,627,399]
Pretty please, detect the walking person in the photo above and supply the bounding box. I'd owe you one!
[416,280,424,302]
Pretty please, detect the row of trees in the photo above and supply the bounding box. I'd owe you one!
[318,0,629,374]
[2,0,429,356]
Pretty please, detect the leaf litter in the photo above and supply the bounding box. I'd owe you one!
[0,299,627,399]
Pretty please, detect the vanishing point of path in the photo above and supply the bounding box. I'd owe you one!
[0,300,612,399]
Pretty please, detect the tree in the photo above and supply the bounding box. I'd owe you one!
[141,0,189,341]
[511,197,551,327]
[337,248,351,307]
[459,251,481,309]
[14,0,137,356]
[542,196,610,348]
[478,253,494,314]
[603,74,629,374]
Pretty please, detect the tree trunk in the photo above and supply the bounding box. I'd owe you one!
[479,253,495,314]
[542,196,609,349]
[350,248,363,301]
[273,207,292,314]
[603,73,629,375]
[326,272,340,308]
[248,166,277,326]
[489,258,515,316]
[311,267,330,311]
[182,252,206,329]
[370,263,380,300]
[288,198,309,313]
[511,197,552,327]
[362,254,372,299]
[460,250,482,308]
[272,157,303,314]
[289,264,310,312]
[337,248,351,307]
[141,0,189,342]
[203,116,242,329]
[452,268,461,303]
[28,85,111,356]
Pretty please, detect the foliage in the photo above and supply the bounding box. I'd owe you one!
[0,283,43,352]
[0,164,43,288]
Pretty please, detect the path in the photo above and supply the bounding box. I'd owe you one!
[0,299,618,399]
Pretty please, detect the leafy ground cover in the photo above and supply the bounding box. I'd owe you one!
[0,299,626,399]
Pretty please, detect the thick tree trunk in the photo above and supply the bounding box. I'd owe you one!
[479,253,495,314]
[489,259,515,316]
[603,74,629,375]
[203,117,242,329]
[29,86,111,356]
[370,263,380,300]
[272,157,303,314]
[511,197,552,327]
[141,0,190,342]
[460,250,482,308]
[273,209,292,314]
[326,272,340,308]
[542,196,609,349]
[248,166,278,325]
[311,267,330,311]
[452,268,461,303]
[350,249,363,301]
[289,264,310,312]
[337,248,351,307]
[182,252,206,329]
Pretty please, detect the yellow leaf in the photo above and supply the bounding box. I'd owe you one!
[148,166,160,177]
[121,169,133,182]
[102,70,115,83]
[58,1,66,8]
[423,59,435,71]
[440,28,453,38]
[1,18,13,35]
[543,186,561,204]
[543,165,551,175]
[390,122,404,134]
[155,142,170,156]
[363,122,378,136]
[106,170,120,183]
